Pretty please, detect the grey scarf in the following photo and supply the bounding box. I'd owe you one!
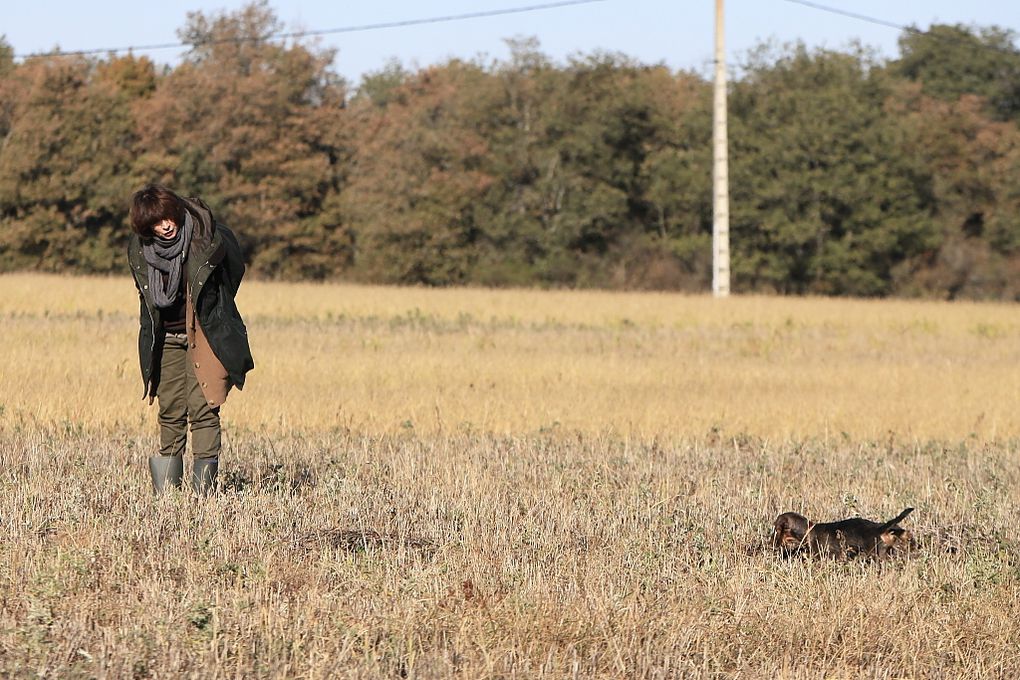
[142,211,194,308]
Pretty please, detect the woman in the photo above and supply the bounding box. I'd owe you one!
[127,184,254,494]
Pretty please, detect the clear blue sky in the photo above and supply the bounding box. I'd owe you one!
[4,1,1020,85]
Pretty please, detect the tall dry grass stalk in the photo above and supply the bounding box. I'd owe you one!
[1,273,1019,677]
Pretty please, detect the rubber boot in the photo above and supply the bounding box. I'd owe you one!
[192,458,219,495]
[148,455,184,494]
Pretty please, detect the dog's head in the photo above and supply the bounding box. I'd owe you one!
[878,526,913,556]
[773,512,812,554]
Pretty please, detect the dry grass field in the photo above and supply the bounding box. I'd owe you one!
[1,272,1020,677]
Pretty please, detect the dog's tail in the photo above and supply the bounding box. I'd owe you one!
[878,507,914,532]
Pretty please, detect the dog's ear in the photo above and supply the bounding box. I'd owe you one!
[780,530,801,549]
[773,523,799,549]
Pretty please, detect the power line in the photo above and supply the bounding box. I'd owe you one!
[781,0,1020,57]
[781,0,914,34]
[14,0,608,60]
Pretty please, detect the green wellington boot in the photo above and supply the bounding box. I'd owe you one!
[192,458,219,495]
[148,455,184,494]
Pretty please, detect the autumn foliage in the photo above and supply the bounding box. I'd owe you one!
[2,3,1020,298]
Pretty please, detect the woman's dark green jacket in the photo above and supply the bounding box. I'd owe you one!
[127,197,254,401]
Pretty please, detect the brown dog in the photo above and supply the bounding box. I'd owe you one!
[773,507,914,559]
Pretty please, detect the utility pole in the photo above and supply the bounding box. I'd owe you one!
[712,0,730,297]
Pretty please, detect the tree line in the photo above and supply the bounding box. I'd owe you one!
[2,2,1020,298]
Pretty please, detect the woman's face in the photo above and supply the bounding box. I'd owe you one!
[153,219,178,240]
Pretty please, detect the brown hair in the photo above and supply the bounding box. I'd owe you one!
[130,184,186,238]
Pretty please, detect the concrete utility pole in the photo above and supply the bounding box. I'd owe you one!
[712,0,730,297]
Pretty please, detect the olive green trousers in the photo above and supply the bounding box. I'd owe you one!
[157,333,221,460]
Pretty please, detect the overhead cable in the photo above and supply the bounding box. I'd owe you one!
[14,0,608,60]
[782,0,1020,58]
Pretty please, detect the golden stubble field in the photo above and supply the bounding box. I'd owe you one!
[1,272,1019,677]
